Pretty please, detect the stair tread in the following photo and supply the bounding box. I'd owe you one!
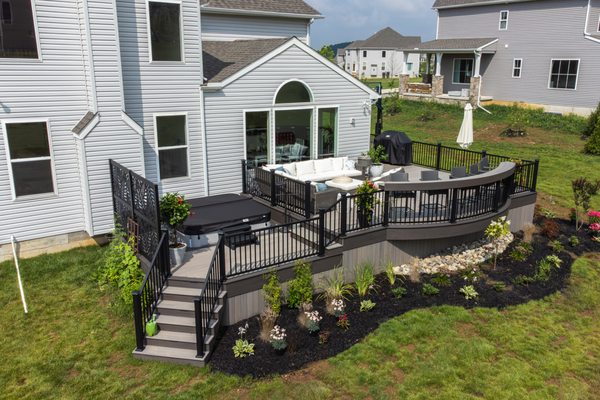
[164,286,200,297]
[156,314,195,327]
[158,299,195,311]
[134,345,202,361]
[151,330,196,343]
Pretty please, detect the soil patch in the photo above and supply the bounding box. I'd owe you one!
[210,218,597,378]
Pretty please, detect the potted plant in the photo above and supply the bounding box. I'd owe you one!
[160,192,191,267]
[355,180,380,228]
[367,145,388,177]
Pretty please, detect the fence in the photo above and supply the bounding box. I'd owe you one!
[109,160,161,261]
[132,232,170,351]
[194,235,226,358]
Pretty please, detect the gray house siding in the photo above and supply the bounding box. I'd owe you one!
[117,0,206,200]
[0,0,90,244]
[440,53,493,94]
[588,0,600,34]
[203,45,373,195]
[438,0,600,110]
[201,14,309,43]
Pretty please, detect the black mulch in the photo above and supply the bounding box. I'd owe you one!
[209,217,598,378]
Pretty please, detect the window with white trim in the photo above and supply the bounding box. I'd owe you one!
[382,51,386,58]
[156,115,188,179]
[499,10,509,30]
[148,1,182,61]
[362,62,366,71]
[0,0,38,58]
[512,58,522,78]
[5,121,54,197]
[407,62,413,71]
[452,58,474,84]
[549,59,579,90]
[363,50,367,57]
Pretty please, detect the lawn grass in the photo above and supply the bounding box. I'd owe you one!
[380,100,600,215]
[1,247,600,399]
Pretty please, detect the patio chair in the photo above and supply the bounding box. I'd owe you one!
[450,166,467,179]
[420,170,439,181]
[479,156,491,172]
[389,172,416,211]
[469,163,480,176]
[420,170,448,215]
[286,143,308,162]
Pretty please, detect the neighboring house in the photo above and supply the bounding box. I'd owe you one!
[401,0,600,114]
[0,0,378,259]
[339,27,421,79]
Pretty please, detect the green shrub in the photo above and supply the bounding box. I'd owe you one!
[584,115,600,155]
[569,235,580,247]
[286,261,313,309]
[262,270,282,315]
[383,93,402,116]
[354,263,377,298]
[422,283,440,296]
[534,255,562,282]
[493,282,506,292]
[509,249,528,262]
[98,230,143,306]
[584,102,600,137]
[549,240,564,254]
[459,285,479,300]
[359,300,376,312]
[391,286,407,299]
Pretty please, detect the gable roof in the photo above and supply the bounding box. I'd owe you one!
[201,37,380,98]
[433,0,538,9]
[203,38,288,83]
[200,0,322,18]
[346,27,421,50]
[404,38,498,52]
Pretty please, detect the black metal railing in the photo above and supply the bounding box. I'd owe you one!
[132,232,170,351]
[227,217,320,277]
[194,235,226,359]
[344,190,387,233]
[242,160,312,219]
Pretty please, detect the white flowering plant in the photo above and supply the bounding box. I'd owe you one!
[485,216,511,269]
[269,325,287,351]
[232,322,254,358]
[331,298,345,318]
[304,310,322,333]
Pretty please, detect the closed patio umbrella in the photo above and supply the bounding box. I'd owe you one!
[456,103,474,149]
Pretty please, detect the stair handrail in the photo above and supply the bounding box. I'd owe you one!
[194,234,226,359]
[132,231,170,351]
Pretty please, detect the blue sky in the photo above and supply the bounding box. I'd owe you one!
[306,0,438,49]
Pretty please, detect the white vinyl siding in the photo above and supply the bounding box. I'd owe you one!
[499,10,509,30]
[201,14,308,42]
[512,58,522,78]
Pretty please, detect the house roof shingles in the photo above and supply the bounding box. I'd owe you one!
[346,27,421,50]
[203,38,288,83]
[433,0,537,9]
[200,0,321,17]
[405,37,498,52]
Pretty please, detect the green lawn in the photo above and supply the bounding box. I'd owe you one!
[2,247,600,399]
[380,100,600,215]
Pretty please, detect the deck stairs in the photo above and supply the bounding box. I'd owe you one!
[132,268,227,367]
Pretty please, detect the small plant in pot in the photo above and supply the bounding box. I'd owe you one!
[355,180,380,228]
[367,145,388,177]
[160,192,191,267]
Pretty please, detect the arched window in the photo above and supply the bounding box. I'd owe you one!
[275,81,312,104]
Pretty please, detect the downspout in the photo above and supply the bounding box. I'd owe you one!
[474,49,491,114]
[307,18,314,46]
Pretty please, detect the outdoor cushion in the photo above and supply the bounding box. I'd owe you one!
[296,160,315,176]
[344,159,356,170]
[314,183,328,192]
[314,158,333,174]
[282,163,297,176]
[331,157,345,171]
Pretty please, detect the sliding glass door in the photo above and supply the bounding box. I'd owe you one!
[274,109,312,163]
[245,111,269,167]
[317,108,337,158]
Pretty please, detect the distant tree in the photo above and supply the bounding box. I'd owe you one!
[319,45,335,62]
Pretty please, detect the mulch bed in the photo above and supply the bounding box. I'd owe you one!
[209,217,598,378]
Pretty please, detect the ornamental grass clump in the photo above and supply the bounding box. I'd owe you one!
[269,325,287,352]
[485,216,511,269]
[354,262,377,298]
[159,192,191,247]
[319,267,353,314]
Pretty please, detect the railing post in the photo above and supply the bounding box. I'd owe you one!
[159,233,171,278]
[435,142,442,171]
[218,234,226,281]
[449,188,459,223]
[132,291,145,351]
[383,191,390,227]
[304,181,312,219]
[340,193,348,237]
[241,160,248,194]
[318,208,326,256]
[194,298,205,358]
[531,159,539,192]
[493,181,502,211]
[270,169,277,207]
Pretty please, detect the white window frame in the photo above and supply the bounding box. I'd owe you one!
[382,51,386,58]
[315,105,339,159]
[272,79,314,106]
[547,58,580,91]
[512,58,522,78]
[363,50,367,57]
[381,62,386,71]
[452,58,474,85]
[242,109,271,166]
[499,10,509,30]
[146,0,185,63]
[1,118,57,201]
[0,0,42,62]
[154,112,190,181]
